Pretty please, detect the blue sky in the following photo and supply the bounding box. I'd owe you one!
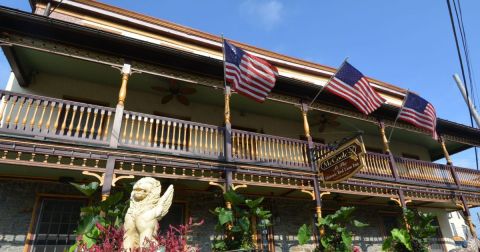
[1,0,480,229]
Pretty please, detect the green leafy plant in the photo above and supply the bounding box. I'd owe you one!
[382,208,438,252]
[297,224,312,245]
[211,190,272,251]
[297,207,368,252]
[69,182,131,251]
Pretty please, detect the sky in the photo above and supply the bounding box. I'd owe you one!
[1,0,480,232]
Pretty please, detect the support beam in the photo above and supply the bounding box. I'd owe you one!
[1,46,30,87]
[460,195,478,240]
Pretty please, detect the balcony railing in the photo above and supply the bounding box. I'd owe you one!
[0,90,114,145]
[118,110,225,160]
[0,90,479,190]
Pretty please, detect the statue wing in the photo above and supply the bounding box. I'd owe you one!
[156,184,174,219]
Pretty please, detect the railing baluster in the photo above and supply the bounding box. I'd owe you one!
[13,97,25,129]
[165,121,171,149]
[89,108,98,139]
[67,105,78,136]
[21,98,33,131]
[6,96,18,129]
[129,115,136,144]
[96,110,105,140]
[135,115,142,144]
[82,107,91,138]
[148,118,153,147]
[75,107,85,137]
[141,117,147,146]
[122,114,130,143]
[0,95,10,124]
[154,119,160,148]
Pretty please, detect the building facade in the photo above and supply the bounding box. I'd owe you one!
[0,1,480,251]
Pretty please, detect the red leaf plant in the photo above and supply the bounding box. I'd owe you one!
[77,218,204,252]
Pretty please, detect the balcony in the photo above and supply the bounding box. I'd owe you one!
[0,89,478,192]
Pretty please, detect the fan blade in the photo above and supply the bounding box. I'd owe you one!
[176,95,190,106]
[161,94,174,104]
[151,86,169,92]
[169,80,179,91]
[178,87,196,95]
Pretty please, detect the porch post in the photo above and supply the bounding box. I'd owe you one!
[224,86,232,162]
[300,103,323,243]
[100,63,131,200]
[101,156,116,201]
[460,195,478,239]
[225,170,233,209]
[378,120,400,181]
[439,135,453,165]
[398,189,411,232]
[109,63,131,148]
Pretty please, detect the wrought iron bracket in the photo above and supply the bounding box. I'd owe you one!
[82,171,134,187]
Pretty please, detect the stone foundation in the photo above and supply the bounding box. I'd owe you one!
[0,179,81,252]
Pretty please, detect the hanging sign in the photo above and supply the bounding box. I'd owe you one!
[317,138,366,184]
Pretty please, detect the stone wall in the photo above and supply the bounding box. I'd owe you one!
[0,179,81,252]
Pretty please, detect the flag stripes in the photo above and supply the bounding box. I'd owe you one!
[325,61,385,115]
[223,40,277,102]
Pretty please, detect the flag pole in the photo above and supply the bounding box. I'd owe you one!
[388,91,409,142]
[308,57,349,107]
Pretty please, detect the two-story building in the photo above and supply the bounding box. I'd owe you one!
[0,1,479,251]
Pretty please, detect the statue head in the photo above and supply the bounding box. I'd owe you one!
[131,177,162,203]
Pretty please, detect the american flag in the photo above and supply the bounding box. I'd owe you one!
[325,62,385,115]
[397,92,437,138]
[223,39,277,102]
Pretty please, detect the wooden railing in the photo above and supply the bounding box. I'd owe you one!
[118,110,224,159]
[359,152,393,178]
[1,90,480,190]
[455,166,480,188]
[231,129,310,170]
[394,157,456,186]
[0,90,114,145]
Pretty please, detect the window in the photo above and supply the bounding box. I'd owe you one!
[382,215,398,236]
[29,198,86,252]
[159,202,186,233]
[451,223,458,236]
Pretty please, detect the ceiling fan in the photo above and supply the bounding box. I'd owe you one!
[310,112,341,132]
[151,80,196,106]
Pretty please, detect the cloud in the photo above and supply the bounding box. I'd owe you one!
[240,0,284,30]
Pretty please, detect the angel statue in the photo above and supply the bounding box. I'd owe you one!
[123,177,174,250]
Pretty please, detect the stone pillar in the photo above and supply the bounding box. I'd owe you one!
[460,195,478,239]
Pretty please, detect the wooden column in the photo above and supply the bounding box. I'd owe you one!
[101,156,116,201]
[460,195,478,239]
[378,121,400,181]
[224,86,233,162]
[110,63,132,148]
[300,103,323,245]
[101,63,131,200]
[439,135,453,165]
[225,170,233,209]
[397,190,411,232]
